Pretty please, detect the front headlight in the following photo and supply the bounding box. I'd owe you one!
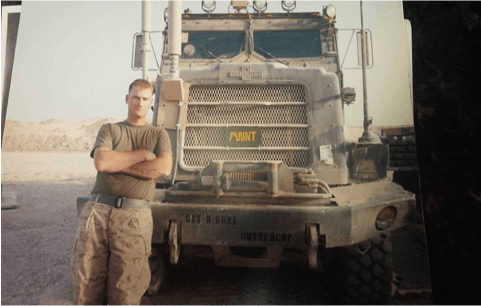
[375,206,397,230]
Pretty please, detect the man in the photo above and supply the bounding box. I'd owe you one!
[71,79,173,305]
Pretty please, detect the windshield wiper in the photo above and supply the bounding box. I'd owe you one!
[256,47,289,65]
[199,46,222,62]
[238,37,245,54]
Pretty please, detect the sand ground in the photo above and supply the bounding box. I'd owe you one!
[2,151,96,182]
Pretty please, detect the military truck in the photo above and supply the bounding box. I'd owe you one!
[79,1,416,304]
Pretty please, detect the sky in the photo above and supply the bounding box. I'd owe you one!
[5,0,413,127]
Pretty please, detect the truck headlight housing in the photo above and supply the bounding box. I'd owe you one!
[375,206,397,230]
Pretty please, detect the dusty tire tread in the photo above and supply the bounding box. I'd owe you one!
[329,234,394,304]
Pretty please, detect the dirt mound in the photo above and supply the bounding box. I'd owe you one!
[2,118,123,151]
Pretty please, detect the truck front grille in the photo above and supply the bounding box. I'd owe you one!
[182,84,311,169]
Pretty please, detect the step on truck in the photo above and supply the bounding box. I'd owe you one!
[78,1,416,304]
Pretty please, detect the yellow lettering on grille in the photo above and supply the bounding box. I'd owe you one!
[229,131,258,142]
[229,132,238,141]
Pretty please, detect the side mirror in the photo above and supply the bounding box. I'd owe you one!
[356,30,374,68]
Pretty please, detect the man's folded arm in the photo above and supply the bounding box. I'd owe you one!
[93,145,156,173]
[121,152,173,180]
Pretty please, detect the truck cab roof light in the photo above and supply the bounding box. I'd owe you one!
[254,0,268,13]
[164,7,168,24]
[282,0,296,13]
[202,0,216,13]
[324,4,337,20]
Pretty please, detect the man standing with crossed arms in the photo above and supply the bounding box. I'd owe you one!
[71,79,173,304]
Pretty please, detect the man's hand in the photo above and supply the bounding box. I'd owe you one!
[93,146,156,173]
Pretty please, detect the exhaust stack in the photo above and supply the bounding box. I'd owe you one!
[141,1,151,80]
[162,1,185,185]
[168,0,182,79]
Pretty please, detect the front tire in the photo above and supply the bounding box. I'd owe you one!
[327,234,394,304]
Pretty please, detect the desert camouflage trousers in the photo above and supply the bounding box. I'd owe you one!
[71,201,153,305]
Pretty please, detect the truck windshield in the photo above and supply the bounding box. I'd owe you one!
[180,29,322,60]
[254,30,322,58]
[181,31,245,59]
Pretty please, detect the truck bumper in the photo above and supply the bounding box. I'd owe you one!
[149,181,415,249]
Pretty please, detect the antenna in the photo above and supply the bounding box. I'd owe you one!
[358,0,379,143]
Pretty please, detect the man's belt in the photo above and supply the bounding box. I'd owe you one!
[90,194,150,209]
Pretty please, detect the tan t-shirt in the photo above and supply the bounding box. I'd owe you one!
[90,121,172,201]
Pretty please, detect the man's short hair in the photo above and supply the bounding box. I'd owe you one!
[128,79,154,94]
